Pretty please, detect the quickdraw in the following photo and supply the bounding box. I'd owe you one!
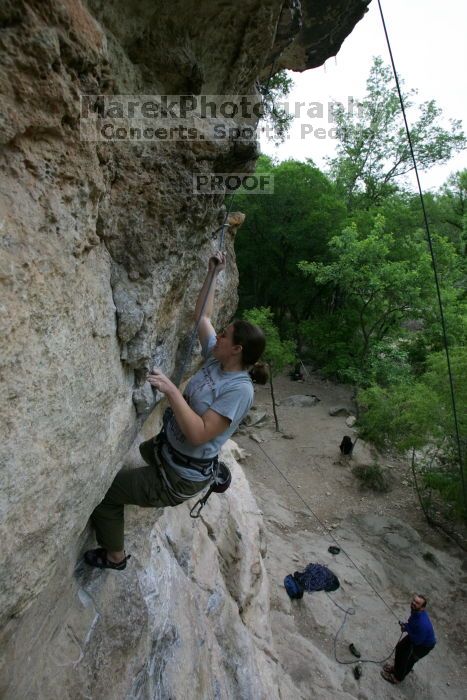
[190,461,232,518]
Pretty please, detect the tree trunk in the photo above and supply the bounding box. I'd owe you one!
[268,363,280,432]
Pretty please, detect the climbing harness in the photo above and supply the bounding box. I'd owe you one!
[140,409,232,513]
[190,460,232,518]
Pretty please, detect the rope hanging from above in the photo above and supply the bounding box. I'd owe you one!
[377,0,466,510]
[172,60,277,389]
[171,209,232,389]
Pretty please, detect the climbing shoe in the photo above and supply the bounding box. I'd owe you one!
[328,545,341,555]
[84,548,131,571]
[381,669,399,684]
[349,643,361,658]
[353,663,362,680]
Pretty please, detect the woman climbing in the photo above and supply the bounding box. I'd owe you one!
[84,251,267,570]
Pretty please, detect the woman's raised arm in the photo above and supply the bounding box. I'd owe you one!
[194,251,226,350]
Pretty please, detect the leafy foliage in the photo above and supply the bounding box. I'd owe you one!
[352,463,390,493]
[357,348,467,517]
[328,57,466,208]
[258,70,294,144]
[430,169,467,256]
[243,307,295,432]
[357,382,437,452]
[235,55,466,518]
[235,157,346,339]
[298,214,464,377]
[242,307,296,375]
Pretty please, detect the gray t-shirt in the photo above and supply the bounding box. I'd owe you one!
[163,334,253,480]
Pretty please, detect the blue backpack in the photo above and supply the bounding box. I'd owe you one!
[284,564,340,599]
[284,574,304,599]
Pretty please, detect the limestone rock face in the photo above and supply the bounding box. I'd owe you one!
[273,0,372,72]
[0,0,369,694]
[0,443,298,700]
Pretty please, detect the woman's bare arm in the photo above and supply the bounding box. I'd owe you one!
[147,369,230,446]
[194,251,226,350]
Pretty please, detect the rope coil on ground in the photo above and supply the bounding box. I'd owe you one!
[255,440,403,665]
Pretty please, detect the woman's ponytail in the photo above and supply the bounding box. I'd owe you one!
[231,320,267,382]
[248,362,269,385]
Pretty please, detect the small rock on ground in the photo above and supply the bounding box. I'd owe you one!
[283,395,320,407]
[329,406,352,417]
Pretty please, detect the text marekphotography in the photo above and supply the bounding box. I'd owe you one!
[79,95,364,143]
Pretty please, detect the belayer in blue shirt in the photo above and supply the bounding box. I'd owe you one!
[381,594,436,684]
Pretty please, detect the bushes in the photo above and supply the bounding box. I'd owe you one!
[357,382,436,452]
[357,347,467,520]
[352,463,391,492]
[421,465,467,520]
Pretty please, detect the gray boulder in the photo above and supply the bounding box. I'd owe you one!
[243,410,269,427]
[329,405,352,416]
[283,395,320,407]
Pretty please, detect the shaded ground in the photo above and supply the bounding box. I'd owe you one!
[234,371,467,700]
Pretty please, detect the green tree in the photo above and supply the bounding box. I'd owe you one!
[329,57,466,209]
[258,69,294,144]
[358,348,467,519]
[432,170,467,256]
[243,307,296,431]
[235,157,346,341]
[298,214,463,379]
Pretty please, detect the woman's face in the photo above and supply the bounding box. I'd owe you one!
[212,324,242,364]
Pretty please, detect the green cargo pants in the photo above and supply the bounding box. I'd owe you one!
[90,438,211,552]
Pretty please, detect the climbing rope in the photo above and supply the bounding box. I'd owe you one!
[172,199,234,387]
[257,441,407,665]
[172,59,277,388]
[254,440,406,665]
[326,592,403,666]
[377,0,466,509]
[256,440,399,619]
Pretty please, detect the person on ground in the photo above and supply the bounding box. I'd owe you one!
[381,594,436,684]
[290,362,304,381]
[84,251,267,570]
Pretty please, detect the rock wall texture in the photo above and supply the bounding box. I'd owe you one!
[0,0,369,696]
[0,443,300,699]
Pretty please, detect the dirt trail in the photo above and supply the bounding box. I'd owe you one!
[235,372,467,700]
